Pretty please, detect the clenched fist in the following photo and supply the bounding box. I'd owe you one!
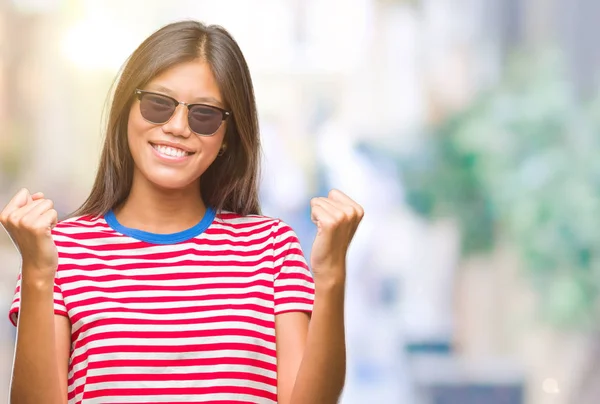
[310,189,364,285]
[0,188,59,282]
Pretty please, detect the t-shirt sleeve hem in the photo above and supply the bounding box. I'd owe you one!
[274,302,314,316]
[9,307,69,327]
[275,308,313,316]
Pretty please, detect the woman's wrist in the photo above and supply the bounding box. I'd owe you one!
[20,271,55,292]
[314,269,346,295]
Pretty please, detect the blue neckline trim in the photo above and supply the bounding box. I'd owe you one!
[104,207,216,244]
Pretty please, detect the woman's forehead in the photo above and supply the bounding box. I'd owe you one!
[145,60,224,106]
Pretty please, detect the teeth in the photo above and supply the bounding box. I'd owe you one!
[153,145,188,158]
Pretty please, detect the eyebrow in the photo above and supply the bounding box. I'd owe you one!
[146,84,225,108]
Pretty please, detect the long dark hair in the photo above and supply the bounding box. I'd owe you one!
[73,20,261,217]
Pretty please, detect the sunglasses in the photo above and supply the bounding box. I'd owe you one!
[134,89,231,136]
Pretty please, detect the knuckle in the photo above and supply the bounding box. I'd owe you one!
[321,220,335,229]
[30,223,42,233]
[32,228,47,237]
[332,216,344,226]
[311,197,327,207]
[333,210,345,221]
[20,216,34,229]
[7,211,20,225]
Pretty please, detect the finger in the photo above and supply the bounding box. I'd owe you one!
[310,198,340,228]
[327,189,363,215]
[311,197,340,216]
[328,189,364,218]
[315,196,363,232]
[40,208,58,230]
[22,199,54,221]
[314,197,362,240]
[1,188,30,217]
[31,192,44,201]
[319,196,358,220]
[327,189,353,203]
[10,199,53,223]
[5,198,47,224]
[310,203,335,231]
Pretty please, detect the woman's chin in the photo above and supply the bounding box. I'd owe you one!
[142,172,200,192]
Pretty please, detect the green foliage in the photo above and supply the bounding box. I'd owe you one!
[401,51,600,328]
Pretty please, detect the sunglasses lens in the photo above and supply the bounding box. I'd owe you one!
[138,91,226,135]
[139,93,175,124]
[188,105,224,135]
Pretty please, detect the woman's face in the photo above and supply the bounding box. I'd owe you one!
[127,59,227,192]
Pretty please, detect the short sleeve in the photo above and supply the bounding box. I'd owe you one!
[273,221,315,315]
[8,272,68,327]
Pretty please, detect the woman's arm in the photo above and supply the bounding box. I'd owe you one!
[277,189,362,404]
[276,277,346,404]
[1,190,70,403]
[10,276,71,404]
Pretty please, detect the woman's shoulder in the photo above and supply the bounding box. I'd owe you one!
[51,214,111,237]
[214,211,295,235]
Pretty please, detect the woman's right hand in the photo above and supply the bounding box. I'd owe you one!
[0,188,59,282]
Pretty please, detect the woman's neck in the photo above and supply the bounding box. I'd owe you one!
[114,177,207,234]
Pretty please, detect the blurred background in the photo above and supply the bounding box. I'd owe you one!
[1,0,600,403]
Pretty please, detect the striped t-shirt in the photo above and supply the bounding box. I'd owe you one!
[9,208,315,404]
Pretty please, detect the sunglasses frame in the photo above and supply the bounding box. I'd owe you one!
[134,89,231,136]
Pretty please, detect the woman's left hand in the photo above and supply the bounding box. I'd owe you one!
[309,189,364,285]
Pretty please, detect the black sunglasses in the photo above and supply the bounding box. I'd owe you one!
[134,89,231,136]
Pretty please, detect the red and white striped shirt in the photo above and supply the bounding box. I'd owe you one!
[9,208,315,404]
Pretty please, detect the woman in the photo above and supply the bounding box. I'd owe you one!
[0,20,363,404]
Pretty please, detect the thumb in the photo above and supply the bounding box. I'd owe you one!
[8,188,30,210]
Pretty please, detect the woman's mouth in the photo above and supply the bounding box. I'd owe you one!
[150,143,194,158]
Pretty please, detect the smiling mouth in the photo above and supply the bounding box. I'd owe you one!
[150,143,195,158]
